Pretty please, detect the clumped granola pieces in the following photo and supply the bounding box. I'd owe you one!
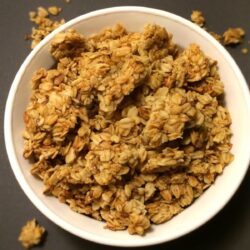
[28,6,65,49]
[190,10,248,50]
[23,24,233,235]
[190,10,222,44]
[223,27,245,45]
[191,10,205,27]
[18,219,45,249]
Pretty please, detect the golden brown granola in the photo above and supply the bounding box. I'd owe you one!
[190,10,249,49]
[223,27,245,45]
[241,48,248,54]
[23,24,233,235]
[28,6,65,49]
[18,219,45,249]
[209,31,222,42]
[191,10,205,27]
[48,6,62,16]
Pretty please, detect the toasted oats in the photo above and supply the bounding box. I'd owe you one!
[28,6,65,49]
[209,31,222,42]
[223,27,245,45]
[23,24,233,235]
[37,7,48,18]
[191,10,205,27]
[241,48,248,54]
[48,6,62,16]
[18,219,45,249]
[190,10,248,50]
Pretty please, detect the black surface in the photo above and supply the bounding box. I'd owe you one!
[0,0,250,249]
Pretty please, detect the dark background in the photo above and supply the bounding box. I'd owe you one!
[0,0,249,249]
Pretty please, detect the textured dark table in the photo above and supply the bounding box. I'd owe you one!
[0,0,250,249]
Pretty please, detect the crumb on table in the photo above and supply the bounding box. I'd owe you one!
[241,48,248,54]
[18,219,45,249]
[223,27,245,45]
[48,6,62,16]
[191,10,205,27]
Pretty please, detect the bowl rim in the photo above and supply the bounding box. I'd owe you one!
[4,6,250,247]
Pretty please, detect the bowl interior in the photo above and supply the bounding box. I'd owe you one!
[7,7,250,246]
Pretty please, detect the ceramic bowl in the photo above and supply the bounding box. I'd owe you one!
[4,6,250,247]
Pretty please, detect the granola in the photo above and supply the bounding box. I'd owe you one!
[223,27,245,45]
[241,48,248,54]
[28,6,65,49]
[23,24,233,235]
[48,6,62,16]
[191,10,205,27]
[18,219,45,249]
[209,31,222,42]
[190,10,247,48]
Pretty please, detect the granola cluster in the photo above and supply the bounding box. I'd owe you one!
[190,10,246,47]
[18,219,45,249]
[28,6,64,49]
[191,10,205,27]
[23,24,233,235]
[223,27,245,45]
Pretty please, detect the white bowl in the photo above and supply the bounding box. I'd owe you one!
[4,6,250,247]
